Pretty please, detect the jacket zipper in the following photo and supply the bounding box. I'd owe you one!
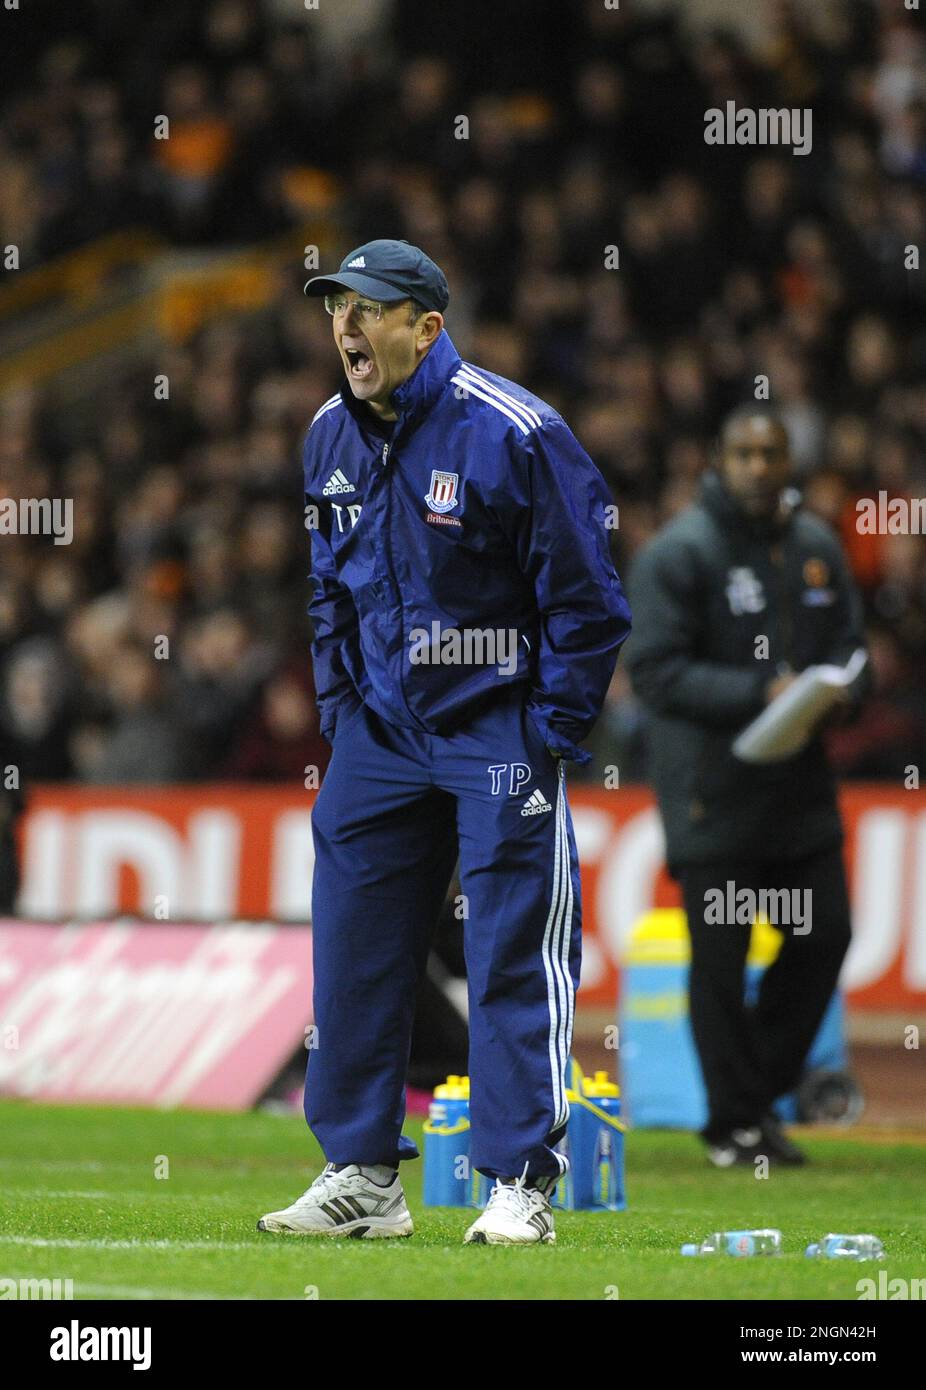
[379,428,426,730]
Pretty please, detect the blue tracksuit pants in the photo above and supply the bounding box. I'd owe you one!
[304,683,582,1181]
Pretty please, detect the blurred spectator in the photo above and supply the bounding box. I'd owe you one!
[221,662,330,782]
[0,0,924,783]
[89,641,188,783]
[171,607,274,775]
[1,640,73,780]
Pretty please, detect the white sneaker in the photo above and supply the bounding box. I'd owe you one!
[464,1174,556,1245]
[257,1163,413,1238]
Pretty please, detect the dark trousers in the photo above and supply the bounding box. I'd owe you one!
[679,845,852,1141]
[306,685,581,1180]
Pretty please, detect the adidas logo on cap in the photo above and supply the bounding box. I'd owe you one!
[521,789,552,816]
[346,256,366,268]
[323,470,356,496]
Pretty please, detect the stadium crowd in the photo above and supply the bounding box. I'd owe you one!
[1,0,924,785]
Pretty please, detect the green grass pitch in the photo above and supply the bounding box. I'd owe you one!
[1,1100,924,1300]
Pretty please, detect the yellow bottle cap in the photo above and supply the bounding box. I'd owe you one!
[582,1070,620,1098]
[434,1074,470,1100]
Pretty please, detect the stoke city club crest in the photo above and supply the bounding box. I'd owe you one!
[424,470,459,514]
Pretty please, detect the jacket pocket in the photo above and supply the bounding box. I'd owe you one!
[520,702,559,772]
[329,693,365,742]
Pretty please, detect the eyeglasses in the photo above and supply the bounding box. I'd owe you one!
[324,294,386,324]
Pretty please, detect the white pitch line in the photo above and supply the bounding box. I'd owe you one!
[5,1190,247,1202]
[0,1235,262,1253]
[0,1159,107,1171]
[0,1277,253,1301]
[77,1283,265,1301]
[3,1191,117,1200]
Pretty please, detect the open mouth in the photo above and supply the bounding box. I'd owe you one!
[344,347,375,381]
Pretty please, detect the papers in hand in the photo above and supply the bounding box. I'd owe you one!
[732,648,868,764]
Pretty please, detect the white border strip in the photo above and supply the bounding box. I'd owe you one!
[451,373,529,435]
[311,395,342,424]
[457,364,542,429]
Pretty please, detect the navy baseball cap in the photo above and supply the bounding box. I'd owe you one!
[304,239,449,312]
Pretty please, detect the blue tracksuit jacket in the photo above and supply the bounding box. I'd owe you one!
[304,328,631,764]
[302,328,631,1183]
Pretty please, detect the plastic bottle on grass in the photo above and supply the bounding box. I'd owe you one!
[804,1234,884,1261]
[423,1075,471,1207]
[681,1229,782,1256]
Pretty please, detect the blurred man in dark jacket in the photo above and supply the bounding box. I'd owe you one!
[626,405,868,1167]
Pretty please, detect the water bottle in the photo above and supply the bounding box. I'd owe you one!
[805,1234,885,1261]
[583,1070,625,1211]
[552,1069,627,1211]
[681,1229,782,1256]
[423,1075,471,1207]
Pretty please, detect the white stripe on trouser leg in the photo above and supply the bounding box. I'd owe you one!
[551,763,575,1127]
[541,765,568,1129]
[542,763,572,1131]
[556,764,576,1096]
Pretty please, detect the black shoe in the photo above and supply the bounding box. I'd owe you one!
[703,1125,765,1168]
[759,1113,808,1166]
